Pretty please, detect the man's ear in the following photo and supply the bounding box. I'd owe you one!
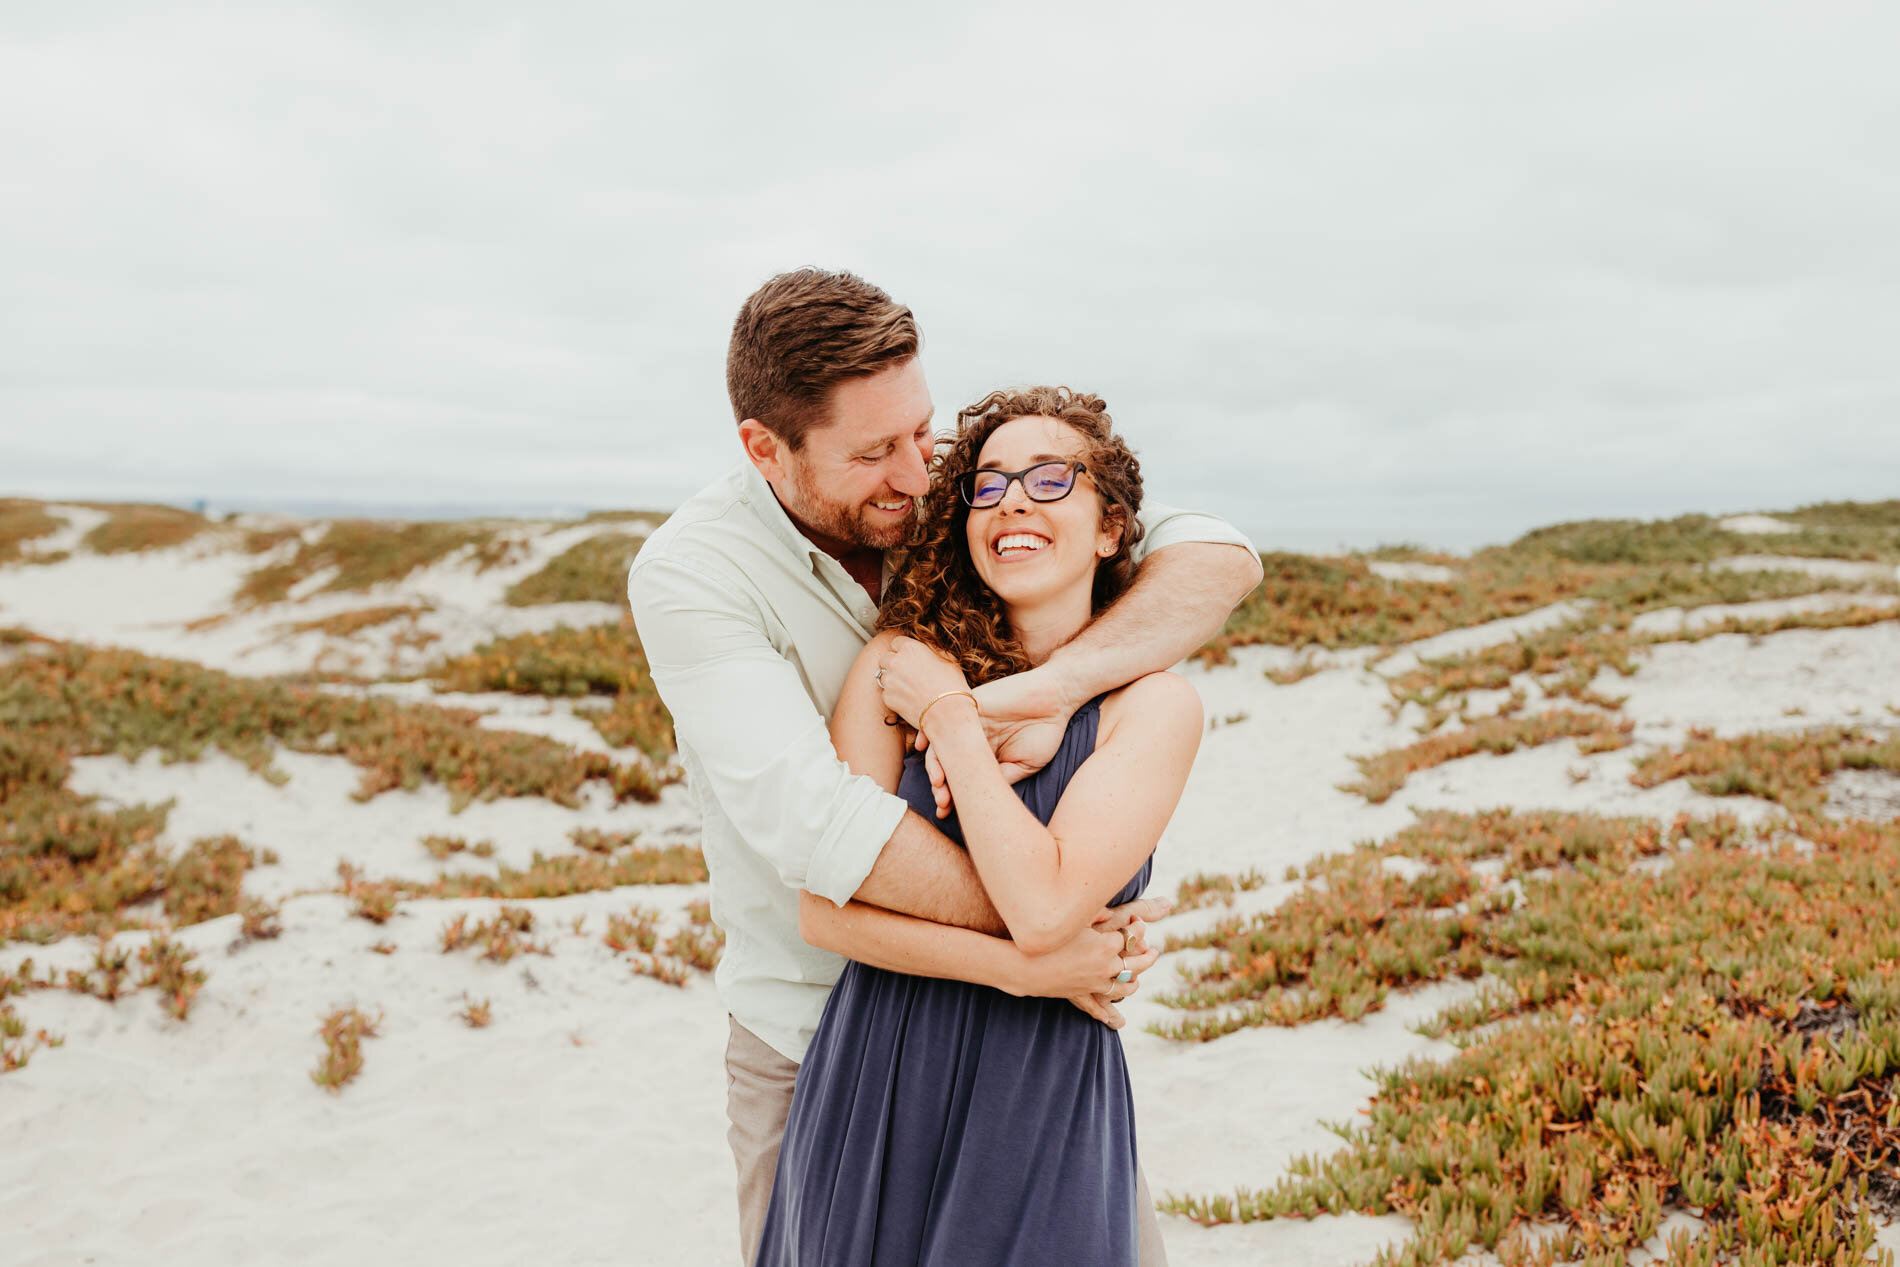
[738,420,787,483]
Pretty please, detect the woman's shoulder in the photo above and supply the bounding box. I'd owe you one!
[1098,670,1203,741]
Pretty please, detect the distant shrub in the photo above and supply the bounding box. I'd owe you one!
[162,835,259,927]
[1200,552,1607,661]
[504,532,645,606]
[1781,499,1900,528]
[1341,710,1633,804]
[1155,774,1900,1264]
[279,604,431,638]
[1503,514,1750,565]
[0,500,63,564]
[0,637,672,942]
[439,905,547,962]
[311,1005,381,1093]
[81,503,210,555]
[235,519,520,607]
[138,933,207,1020]
[1199,500,1900,661]
[428,620,674,760]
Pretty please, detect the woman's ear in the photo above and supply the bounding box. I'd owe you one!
[1097,507,1128,559]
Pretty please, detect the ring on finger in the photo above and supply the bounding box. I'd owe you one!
[1114,959,1134,985]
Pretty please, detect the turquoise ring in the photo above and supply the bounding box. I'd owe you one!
[1114,968,1134,984]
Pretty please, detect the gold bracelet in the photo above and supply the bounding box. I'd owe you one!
[917,689,978,731]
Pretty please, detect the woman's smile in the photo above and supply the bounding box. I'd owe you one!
[991,530,1053,560]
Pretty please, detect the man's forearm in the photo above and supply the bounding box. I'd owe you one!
[849,810,1008,935]
[1044,541,1262,706]
[800,891,1022,989]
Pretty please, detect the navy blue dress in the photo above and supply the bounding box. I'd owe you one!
[754,695,1151,1267]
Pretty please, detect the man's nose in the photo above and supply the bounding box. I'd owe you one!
[890,442,930,497]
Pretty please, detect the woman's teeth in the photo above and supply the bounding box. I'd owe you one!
[995,533,1049,556]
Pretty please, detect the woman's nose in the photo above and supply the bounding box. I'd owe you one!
[996,477,1032,511]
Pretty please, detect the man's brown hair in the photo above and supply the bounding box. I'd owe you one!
[726,269,921,450]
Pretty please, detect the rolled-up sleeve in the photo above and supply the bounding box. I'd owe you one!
[1131,500,1258,562]
[627,556,905,906]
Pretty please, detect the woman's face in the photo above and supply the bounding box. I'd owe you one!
[962,416,1121,607]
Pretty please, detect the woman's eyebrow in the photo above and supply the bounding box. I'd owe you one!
[976,452,1067,470]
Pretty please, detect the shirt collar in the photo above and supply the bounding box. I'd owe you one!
[737,458,893,605]
[738,459,828,565]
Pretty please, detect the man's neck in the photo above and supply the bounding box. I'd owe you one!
[777,494,882,604]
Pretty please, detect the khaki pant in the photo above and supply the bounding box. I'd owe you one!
[725,1016,1169,1265]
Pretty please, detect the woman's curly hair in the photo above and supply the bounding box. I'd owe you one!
[877,386,1145,686]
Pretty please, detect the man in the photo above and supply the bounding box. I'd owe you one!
[627,269,1262,1265]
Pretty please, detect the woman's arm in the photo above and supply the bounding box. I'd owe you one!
[814,634,1162,1014]
[798,891,1145,1012]
[888,647,1203,955]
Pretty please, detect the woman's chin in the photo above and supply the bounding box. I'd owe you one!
[980,568,1089,610]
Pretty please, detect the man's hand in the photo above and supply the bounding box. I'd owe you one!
[875,636,971,730]
[1008,896,1172,1029]
[914,663,1082,814]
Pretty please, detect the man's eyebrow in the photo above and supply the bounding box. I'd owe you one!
[852,415,935,457]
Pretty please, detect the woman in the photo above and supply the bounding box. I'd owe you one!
[753,387,1204,1266]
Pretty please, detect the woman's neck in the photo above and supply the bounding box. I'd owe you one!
[1006,585,1095,667]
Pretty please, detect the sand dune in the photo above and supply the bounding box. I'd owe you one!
[4,507,1899,1265]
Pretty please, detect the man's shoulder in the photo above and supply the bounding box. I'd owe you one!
[631,467,762,580]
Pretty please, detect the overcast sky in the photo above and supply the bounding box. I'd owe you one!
[3,2,1896,552]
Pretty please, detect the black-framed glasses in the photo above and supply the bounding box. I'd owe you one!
[957,460,1089,509]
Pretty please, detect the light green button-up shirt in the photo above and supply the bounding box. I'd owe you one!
[627,460,1253,1062]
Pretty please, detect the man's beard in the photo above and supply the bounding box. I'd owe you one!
[785,461,915,550]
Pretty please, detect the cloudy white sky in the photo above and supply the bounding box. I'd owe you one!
[3,2,1896,552]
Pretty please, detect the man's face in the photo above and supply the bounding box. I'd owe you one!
[776,358,935,550]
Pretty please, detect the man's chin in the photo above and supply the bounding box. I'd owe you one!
[855,509,915,550]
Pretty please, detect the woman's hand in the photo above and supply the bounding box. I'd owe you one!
[1006,917,1161,1029]
[875,635,972,732]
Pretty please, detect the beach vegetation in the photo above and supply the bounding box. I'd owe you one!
[0,500,64,564]
[237,895,283,942]
[457,993,492,1027]
[1342,711,1633,804]
[329,833,704,927]
[79,503,211,555]
[279,604,433,639]
[2,635,666,813]
[139,933,207,1020]
[311,1004,381,1093]
[439,906,548,962]
[1,636,675,941]
[425,620,675,760]
[603,898,721,987]
[503,531,645,606]
[1199,499,1900,662]
[1156,723,1900,1264]
[235,519,522,608]
[1172,869,1269,913]
[162,834,259,926]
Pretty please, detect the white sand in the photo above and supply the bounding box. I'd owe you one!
[1716,514,1802,535]
[5,544,1900,1265]
[1628,590,1900,636]
[1366,560,1459,584]
[1708,553,1900,583]
[0,516,646,678]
